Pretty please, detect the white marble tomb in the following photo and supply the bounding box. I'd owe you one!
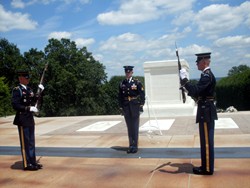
[142,59,196,117]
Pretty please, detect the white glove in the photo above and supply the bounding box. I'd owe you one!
[30,106,39,112]
[38,84,44,91]
[180,68,188,79]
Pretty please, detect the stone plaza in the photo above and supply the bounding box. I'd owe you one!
[1,111,250,187]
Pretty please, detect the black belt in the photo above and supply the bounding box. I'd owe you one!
[124,96,138,101]
[198,96,215,101]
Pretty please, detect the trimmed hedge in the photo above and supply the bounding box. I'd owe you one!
[216,69,250,110]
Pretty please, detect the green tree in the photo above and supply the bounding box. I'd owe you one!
[0,77,13,117]
[22,48,47,88]
[1,37,149,116]
[216,69,250,110]
[103,76,124,115]
[0,38,23,88]
[0,38,25,116]
[227,64,250,77]
[43,38,107,116]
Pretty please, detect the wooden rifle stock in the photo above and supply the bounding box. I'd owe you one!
[175,43,186,103]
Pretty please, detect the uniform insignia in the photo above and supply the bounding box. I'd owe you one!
[202,72,210,77]
[131,84,137,90]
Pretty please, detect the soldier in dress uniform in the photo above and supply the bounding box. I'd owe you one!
[118,66,145,154]
[11,70,44,171]
[179,52,218,175]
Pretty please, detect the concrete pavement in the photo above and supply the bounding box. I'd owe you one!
[0,111,250,188]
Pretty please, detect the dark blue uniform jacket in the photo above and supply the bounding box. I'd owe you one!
[118,78,145,117]
[12,84,36,127]
[183,68,218,123]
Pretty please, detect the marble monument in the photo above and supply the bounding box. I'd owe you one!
[142,59,196,117]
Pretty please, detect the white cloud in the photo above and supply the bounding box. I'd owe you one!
[99,32,147,51]
[99,27,192,65]
[237,1,250,28]
[99,27,191,55]
[0,4,38,32]
[93,53,103,61]
[48,31,72,39]
[214,35,250,47]
[75,37,95,48]
[10,0,91,9]
[194,2,250,38]
[182,44,211,55]
[172,2,250,39]
[172,11,195,26]
[11,0,25,8]
[47,32,95,48]
[11,0,50,9]
[97,0,195,25]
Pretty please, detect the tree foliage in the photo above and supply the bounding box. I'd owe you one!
[42,38,107,116]
[227,64,250,77]
[0,38,23,88]
[0,77,13,116]
[0,37,109,117]
[216,68,250,110]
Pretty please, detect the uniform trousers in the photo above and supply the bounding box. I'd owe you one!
[17,126,36,168]
[124,115,139,148]
[199,120,215,173]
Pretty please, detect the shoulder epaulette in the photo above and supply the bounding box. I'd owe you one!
[202,71,210,77]
[12,86,22,96]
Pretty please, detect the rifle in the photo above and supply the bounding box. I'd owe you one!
[34,63,48,114]
[175,42,186,103]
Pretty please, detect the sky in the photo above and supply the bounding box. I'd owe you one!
[1,0,250,79]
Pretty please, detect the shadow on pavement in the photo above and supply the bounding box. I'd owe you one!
[151,162,194,174]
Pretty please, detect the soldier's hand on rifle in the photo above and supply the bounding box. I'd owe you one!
[38,84,44,91]
[180,68,188,80]
[30,106,39,113]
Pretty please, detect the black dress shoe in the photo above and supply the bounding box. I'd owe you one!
[127,147,132,154]
[127,146,138,154]
[34,163,43,169]
[24,164,38,171]
[130,147,138,153]
[193,167,213,175]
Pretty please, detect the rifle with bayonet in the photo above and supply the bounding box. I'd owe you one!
[34,63,48,115]
[175,43,186,103]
